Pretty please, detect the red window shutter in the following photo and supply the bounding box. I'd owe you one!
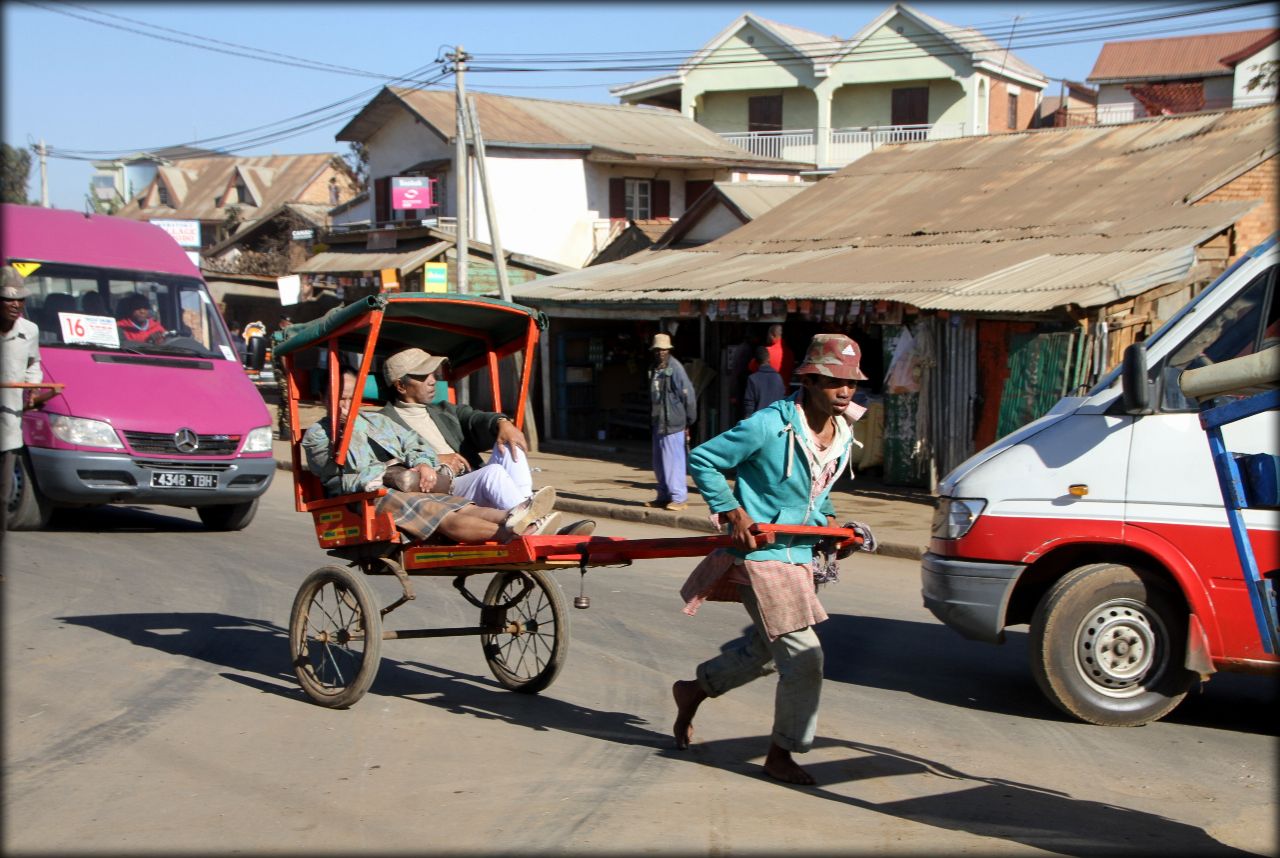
[374,176,391,224]
[608,178,625,219]
[652,180,671,219]
[684,180,712,209]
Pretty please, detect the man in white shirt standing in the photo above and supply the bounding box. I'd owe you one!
[378,347,593,536]
[2,266,52,537]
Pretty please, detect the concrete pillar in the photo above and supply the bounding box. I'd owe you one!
[814,80,835,169]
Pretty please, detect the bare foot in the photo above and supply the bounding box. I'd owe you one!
[671,679,706,750]
[763,742,815,785]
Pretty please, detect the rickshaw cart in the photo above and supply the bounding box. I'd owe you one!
[276,293,861,708]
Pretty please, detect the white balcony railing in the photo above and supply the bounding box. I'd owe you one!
[719,130,816,164]
[722,122,967,169]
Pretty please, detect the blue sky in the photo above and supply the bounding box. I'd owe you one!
[4,1,1275,210]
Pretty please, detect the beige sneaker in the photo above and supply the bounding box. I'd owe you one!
[665,501,689,511]
[523,512,561,536]
[501,486,556,535]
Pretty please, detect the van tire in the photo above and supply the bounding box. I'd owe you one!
[7,450,53,531]
[197,498,259,531]
[1030,562,1194,727]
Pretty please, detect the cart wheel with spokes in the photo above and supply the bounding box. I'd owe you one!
[290,565,383,708]
[481,570,568,693]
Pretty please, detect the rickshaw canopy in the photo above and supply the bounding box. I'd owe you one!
[273,292,547,379]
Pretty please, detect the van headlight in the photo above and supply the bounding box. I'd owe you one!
[49,415,125,450]
[932,498,986,539]
[241,426,273,453]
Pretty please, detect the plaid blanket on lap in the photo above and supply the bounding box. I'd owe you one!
[375,491,471,541]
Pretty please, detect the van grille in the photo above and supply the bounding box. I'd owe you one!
[124,431,240,456]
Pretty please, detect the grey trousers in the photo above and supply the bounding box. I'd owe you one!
[695,584,824,753]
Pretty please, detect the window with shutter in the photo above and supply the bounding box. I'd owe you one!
[891,87,929,126]
[1007,93,1019,129]
[624,178,651,220]
[748,95,783,132]
[609,178,625,219]
[685,180,713,208]
[374,176,391,225]
[652,180,670,219]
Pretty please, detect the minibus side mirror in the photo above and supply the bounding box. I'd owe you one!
[246,335,267,371]
[1121,343,1152,414]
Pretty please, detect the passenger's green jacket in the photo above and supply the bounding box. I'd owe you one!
[379,400,506,470]
[302,411,438,495]
[688,393,853,564]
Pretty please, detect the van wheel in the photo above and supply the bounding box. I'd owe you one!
[197,498,259,531]
[1030,563,1194,726]
[7,451,53,531]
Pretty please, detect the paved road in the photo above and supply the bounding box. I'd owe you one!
[4,479,1276,855]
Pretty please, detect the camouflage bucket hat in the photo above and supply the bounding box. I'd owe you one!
[1,266,31,300]
[795,333,868,381]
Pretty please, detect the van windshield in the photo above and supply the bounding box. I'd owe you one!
[17,261,239,360]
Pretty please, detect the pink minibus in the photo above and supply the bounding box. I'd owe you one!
[2,204,274,530]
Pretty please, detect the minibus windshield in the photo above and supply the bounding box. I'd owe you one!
[16,261,238,360]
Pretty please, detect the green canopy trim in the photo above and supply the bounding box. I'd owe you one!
[272,292,547,377]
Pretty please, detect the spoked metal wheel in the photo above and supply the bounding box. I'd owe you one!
[481,570,568,694]
[290,565,383,708]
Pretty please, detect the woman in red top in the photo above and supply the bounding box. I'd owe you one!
[116,293,165,343]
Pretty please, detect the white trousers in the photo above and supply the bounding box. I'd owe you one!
[449,444,534,511]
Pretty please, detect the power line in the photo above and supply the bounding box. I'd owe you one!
[19,0,402,80]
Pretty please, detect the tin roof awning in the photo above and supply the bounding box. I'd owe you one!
[294,242,449,277]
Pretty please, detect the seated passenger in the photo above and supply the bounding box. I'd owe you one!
[116,293,165,344]
[379,347,594,536]
[302,368,559,544]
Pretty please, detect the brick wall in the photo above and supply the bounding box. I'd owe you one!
[986,76,1039,134]
[1194,157,1278,261]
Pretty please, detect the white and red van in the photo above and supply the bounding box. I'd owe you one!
[2,204,275,530]
[923,235,1278,726]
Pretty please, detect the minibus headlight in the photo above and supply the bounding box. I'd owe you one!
[932,498,986,539]
[242,426,273,453]
[49,415,124,450]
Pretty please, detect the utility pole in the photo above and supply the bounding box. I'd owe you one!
[37,139,49,207]
[465,95,510,302]
[448,46,471,295]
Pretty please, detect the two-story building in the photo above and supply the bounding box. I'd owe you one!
[610,2,1048,171]
[1088,28,1279,124]
[331,86,806,269]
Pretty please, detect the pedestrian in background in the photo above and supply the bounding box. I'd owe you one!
[742,345,787,418]
[1,267,53,537]
[273,314,293,439]
[647,332,696,512]
[748,323,796,385]
[671,332,871,786]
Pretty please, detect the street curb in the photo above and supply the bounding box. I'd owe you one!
[275,456,925,561]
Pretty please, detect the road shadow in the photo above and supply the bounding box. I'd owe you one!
[57,611,669,749]
[42,504,206,533]
[819,613,1280,735]
[661,735,1256,857]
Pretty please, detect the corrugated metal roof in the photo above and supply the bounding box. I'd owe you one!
[295,242,448,276]
[1087,28,1274,82]
[338,87,802,170]
[117,153,342,223]
[513,106,1275,312]
[716,181,811,219]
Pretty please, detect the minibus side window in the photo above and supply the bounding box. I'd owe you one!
[1161,265,1277,411]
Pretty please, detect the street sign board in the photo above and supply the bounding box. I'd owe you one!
[291,229,314,241]
[392,177,434,210]
[423,262,448,293]
[151,219,201,248]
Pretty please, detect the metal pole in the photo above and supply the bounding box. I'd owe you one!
[466,95,511,302]
[38,139,49,208]
[450,47,470,294]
